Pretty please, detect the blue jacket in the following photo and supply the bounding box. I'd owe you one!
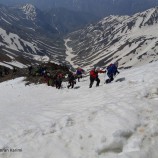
[107,64,118,75]
[76,70,82,75]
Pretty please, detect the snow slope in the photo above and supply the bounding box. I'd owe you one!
[0,4,66,68]
[67,7,158,69]
[65,38,78,68]
[0,62,158,158]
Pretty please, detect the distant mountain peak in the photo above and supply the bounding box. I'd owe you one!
[20,4,37,21]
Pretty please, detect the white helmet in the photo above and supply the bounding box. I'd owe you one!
[96,67,100,71]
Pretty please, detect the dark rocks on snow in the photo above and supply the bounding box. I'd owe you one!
[0,62,71,87]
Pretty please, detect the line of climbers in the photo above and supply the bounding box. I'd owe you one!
[0,61,119,88]
[52,67,85,89]
[27,63,86,89]
[86,61,119,88]
[30,61,119,89]
[89,61,119,88]
[27,61,119,89]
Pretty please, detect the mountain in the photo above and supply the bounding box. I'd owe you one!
[1,61,158,158]
[1,0,158,18]
[1,4,158,70]
[66,7,158,69]
[0,4,57,33]
[0,3,100,69]
[0,4,66,68]
[44,7,98,34]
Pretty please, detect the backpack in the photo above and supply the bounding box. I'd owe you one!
[107,64,113,70]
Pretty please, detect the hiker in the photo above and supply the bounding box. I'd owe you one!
[55,73,63,89]
[106,61,119,84]
[76,67,84,82]
[0,68,3,77]
[4,67,9,75]
[39,66,44,76]
[12,67,17,74]
[89,67,105,88]
[28,65,33,75]
[44,72,51,86]
[67,72,76,89]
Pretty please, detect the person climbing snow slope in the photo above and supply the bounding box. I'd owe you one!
[89,67,105,88]
[106,61,119,84]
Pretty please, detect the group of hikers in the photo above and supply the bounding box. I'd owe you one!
[31,66,84,89]
[0,61,119,89]
[89,61,119,88]
[68,61,119,89]
[28,65,85,89]
[29,61,119,89]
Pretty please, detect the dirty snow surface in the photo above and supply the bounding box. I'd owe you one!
[0,62,158,158]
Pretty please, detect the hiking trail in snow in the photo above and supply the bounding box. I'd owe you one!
[0,62,158,158]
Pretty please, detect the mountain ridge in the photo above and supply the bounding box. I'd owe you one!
[1,0,158,18]
[0,4,66,68]
[66,7,158,69]
[1,5,158,70]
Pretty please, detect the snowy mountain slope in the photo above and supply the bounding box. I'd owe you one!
[66,7,158,70]
[20,4,37,21]
[0,4,66,68]
[0,3,99,68]
[0,4,57,34]
[0,26,66,68]
[0,61,158,158]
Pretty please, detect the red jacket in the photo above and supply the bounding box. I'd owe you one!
[90,69,105,79]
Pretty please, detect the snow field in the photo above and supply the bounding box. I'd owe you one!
[0,62,158,158]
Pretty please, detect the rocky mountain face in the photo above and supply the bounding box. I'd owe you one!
[0,3,99,69]
[0,4,66,68]
[66,7,158,69]
[1,0,158,18]
[1,3,158,71]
